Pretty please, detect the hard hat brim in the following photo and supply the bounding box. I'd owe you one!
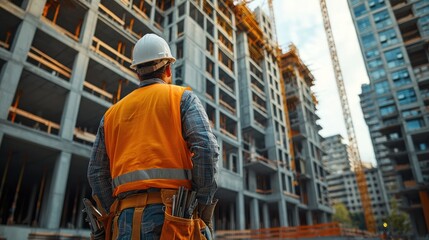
[130,57,176,70]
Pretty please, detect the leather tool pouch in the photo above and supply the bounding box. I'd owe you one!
[159,189,209,240]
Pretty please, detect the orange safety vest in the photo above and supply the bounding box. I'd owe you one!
[104,83,193,196]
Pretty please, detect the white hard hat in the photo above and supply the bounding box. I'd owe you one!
[130,33,176,70]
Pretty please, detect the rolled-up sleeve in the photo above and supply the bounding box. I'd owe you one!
[181,91,219,204]
[87,117,114,211]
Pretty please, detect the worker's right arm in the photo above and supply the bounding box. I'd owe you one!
[181,90,219,205]
[87,117,114,212]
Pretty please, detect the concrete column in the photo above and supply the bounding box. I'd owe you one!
[406,135,423,182]
[59,53,88,140]
[262,203,270,228]
[306,210,313,225]
[0,0,47,119]
[0,132,4,154]
[279,200,288,227]
[250,198,260,229]
[321,211,328,223]
[229,202,235,230]
[292,205,299,226]
[236,192,245,230]
[248,171,257,192]
[41,151,72,228]
[59,0,98,140]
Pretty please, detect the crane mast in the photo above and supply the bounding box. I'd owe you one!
[319,0,376,232]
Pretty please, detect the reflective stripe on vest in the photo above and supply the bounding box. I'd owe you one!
[112,168,192,189]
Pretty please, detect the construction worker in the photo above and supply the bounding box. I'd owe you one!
[87,33,219,240]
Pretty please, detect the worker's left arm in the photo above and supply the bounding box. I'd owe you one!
[87,117,114,212]
[181,90,219,205]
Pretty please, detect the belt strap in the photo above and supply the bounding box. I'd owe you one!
[110,192,164,239]
[117,191,163,211]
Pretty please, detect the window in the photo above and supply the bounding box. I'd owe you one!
[384,48,404,69]
[406,118,424,131]
[377,96,394,106]
[206,57,214,76]
[365,48,379,59]
[402,108,420,118]
[391,69,411,87]
[351,0,362,6]
[176,41,183,59]
[375,80,389,94]
[374,10,391,29]
[206,19,214,37]
[178,3,186,17]
[177,20,184,38]
[380,105,396,116]
[368,0,385,10]
[354,4,367,18]
[379,28,398,47]
[368,58,383,69]
[357,18,371,33]
[175,65,183,84]
[206,38,214,56]
[218,49,234,72]
[369,68,386,80]
[189,3,204,29]
[397,88,416,105]
[362,33,377,49]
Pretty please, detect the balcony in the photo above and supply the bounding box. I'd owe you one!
[395,163,411,171]
[243,150,277,174]
[414,64,429,83]
[403,180,417,189]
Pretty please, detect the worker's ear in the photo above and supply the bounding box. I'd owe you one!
[165,64,172,78]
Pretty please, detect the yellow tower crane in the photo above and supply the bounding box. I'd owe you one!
[319,0,376,232]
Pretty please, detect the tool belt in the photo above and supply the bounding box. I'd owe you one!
[104,189,209,240]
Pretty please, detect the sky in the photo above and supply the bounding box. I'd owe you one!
[249,0,377,165]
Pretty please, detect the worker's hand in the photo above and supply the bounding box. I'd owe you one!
[198,199,218,239]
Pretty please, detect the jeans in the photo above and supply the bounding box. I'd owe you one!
[116,203,212,240]
[117,204,164,240]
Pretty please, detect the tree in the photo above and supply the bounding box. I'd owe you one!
[385,198,411,238]
[332,202,353,228]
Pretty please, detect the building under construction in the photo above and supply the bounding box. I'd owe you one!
[0,0,331,238]
[348,0,429,237]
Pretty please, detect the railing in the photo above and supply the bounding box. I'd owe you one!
[283,191,300,200]
[0,31,11,49]
[8,107,96,142]
[414,64,429,81]
[220,128,237,140]
[9,107,60,134]
[99,4,125,26]
[219,99,236,114]
[90,37,135,77]
[216,222,378,239]
[41,17,79,41]
[243,150,277,168]
[132,5,149,19]
[395,164,410,171]
[27,46,72,80]
[219,79,234,94]
[83,81,113,101]
[250,83,265,96]
[255,189,272,195]
[252,102,267,114]
[404,180,417,188]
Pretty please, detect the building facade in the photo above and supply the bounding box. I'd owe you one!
[322,134,389,230]
[321,134,351,174]
[0,0,331,238]
[280,47,332,225]
[348,0,429,236]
